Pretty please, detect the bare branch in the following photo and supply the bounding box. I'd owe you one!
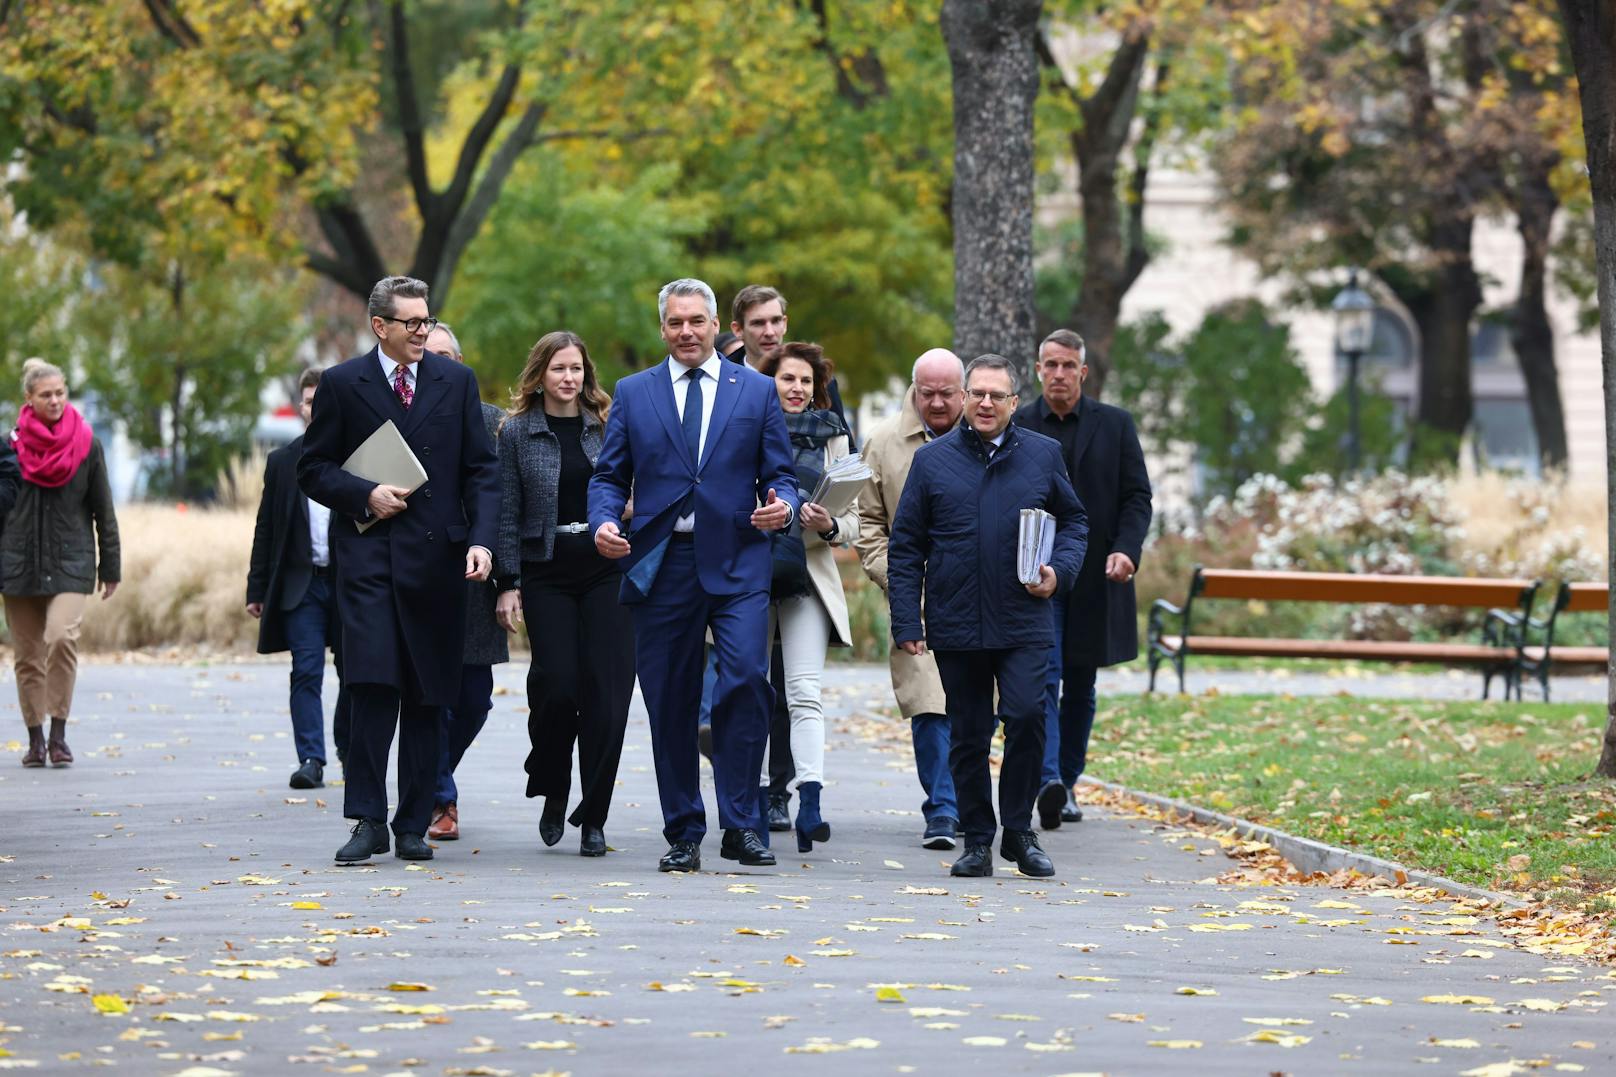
[799,0,889,108]
[383,0,433,219]
[436,62,523,228]
[432,100,549,310]
[1123,58,1172,292]
[141,0,201,48]
[530,126,671,144]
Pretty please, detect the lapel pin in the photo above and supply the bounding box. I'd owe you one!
[728,376,736,383]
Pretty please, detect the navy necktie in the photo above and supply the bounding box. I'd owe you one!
[682,368,704,467]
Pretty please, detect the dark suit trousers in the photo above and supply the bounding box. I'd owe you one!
[935,646,1048,846]
[635,538,770,843]
[522,568,635,828]
[343,683,442,837]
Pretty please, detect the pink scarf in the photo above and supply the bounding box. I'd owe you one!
[13,402,93,488]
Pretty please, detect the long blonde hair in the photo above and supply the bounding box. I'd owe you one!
[507,331,610,424]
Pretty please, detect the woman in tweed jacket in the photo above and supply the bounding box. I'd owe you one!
[494,331,633,858]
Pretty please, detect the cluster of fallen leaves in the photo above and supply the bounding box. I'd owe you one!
[1078,782,1616,966]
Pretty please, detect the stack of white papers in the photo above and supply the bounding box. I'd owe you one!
[807,452,874,517]
[1017,508,1055,585]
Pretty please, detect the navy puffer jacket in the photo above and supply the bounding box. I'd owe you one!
[888,423,1087,651]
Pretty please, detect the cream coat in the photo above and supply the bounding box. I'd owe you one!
[855,389,949,718]
[801,434,857,648]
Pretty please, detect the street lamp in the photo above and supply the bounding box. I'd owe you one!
[1332,270,1376,474]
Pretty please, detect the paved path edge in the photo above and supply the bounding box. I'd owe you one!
[1079,776,1526,909]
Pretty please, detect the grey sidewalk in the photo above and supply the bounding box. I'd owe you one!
[0,659,1611,1074]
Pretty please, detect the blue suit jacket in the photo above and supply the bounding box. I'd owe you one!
[588,357,800,602]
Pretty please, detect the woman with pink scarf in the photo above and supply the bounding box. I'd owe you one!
[5,358,120,768]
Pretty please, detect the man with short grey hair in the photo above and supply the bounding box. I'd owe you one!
[1013,329,1152,830]
[588,277,800,872]
[888,353,1087,878]
[420,322,509,843]
[856,348,966,849]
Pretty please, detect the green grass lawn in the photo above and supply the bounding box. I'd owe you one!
[1088,694,1616,917]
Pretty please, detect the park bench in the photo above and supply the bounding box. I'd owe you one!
[1491,581,1609,701]
[1146,568,1539,695]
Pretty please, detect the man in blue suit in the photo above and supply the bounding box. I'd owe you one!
[589,278,800,872]
[299,275,500,867]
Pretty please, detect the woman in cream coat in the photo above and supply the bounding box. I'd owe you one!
[757,342,856,853]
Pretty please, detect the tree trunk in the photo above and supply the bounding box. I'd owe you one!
[1556,0,1616,778]
[1511,157,1570,472]
[941,0,1043,378]
[1405,216,1483,468]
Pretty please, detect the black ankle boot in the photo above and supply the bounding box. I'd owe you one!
[794,781,831,853]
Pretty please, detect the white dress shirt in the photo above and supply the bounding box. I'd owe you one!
[308,497,331,568]
[377,348,416,398]
[669,352,724,532]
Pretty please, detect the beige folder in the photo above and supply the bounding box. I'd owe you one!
[342,420,428,534]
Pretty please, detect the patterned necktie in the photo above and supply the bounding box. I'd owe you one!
[394,363,414,410]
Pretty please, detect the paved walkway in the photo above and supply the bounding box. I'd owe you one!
[0,660,1611,1074]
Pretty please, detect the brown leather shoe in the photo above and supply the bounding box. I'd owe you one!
[427,802,458,841]
[47,719,72,767]
[21,729,46,768]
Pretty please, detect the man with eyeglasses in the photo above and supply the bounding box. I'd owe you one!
[299,275,500,867]
[1012,330,1153,830]
[888,354,1087,879]
[855,348,968,850]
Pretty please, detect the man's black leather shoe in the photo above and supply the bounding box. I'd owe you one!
[922,816,958,850]
[720,829,776,867]
[1000,829,1055,877]
[659,840,701,873]
[1037,780,1067,830]
[950,843,993,877]
[395,833,434,861]
[1061,787,1084,823]
[767,790,792,832]
[579,825,607,857]
[539,799,565,847]
[290,759,324,790]
[334,819,388,865]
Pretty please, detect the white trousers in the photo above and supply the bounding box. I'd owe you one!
[765,593,833,786]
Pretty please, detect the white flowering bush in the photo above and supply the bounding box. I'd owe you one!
[1138,471,1607,644]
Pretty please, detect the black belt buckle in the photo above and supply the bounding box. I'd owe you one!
[311,564,331,578]
[669,531,695,543]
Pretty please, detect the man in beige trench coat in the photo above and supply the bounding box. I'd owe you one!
[856,348,967,849]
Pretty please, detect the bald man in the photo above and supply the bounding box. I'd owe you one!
[855,349,966,850]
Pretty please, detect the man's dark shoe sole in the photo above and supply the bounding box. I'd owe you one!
[396,836,434,861]
[659,854,701,873]
[950,859,993,877]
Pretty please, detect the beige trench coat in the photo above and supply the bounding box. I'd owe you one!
[855,389,949,718]
[802,434,857,648]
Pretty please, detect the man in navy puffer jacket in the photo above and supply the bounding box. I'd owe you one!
[888,354,1087,878]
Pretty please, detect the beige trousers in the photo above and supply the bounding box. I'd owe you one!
[7,593,88,727]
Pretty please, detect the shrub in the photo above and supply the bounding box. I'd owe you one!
[1140,471,1608,645]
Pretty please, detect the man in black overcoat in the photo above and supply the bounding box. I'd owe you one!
[1012,329,1153,828]
[298,275,500,865]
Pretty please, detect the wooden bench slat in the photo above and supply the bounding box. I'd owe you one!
[1565,584,1608,613]
[1198,569,1533,607]
[1162,635,1514,663]
[1523,645,1609,665]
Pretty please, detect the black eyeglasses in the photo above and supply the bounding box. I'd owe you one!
[965,388,1015,404]
[378,316,439,334]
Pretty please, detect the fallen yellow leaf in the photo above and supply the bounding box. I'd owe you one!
[91,994,129,1015]
[1148,1039,1202,1048]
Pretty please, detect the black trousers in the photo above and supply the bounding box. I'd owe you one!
[934,646,1048,847]
[521,565,635,828]
[767,641,794,794]
[343,683,440,837]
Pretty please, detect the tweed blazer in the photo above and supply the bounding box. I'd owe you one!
[496,403,605,584]
[461,401,510,667]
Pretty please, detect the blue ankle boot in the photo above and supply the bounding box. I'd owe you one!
[795,781,831,853]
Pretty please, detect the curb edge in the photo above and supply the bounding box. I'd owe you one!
[1079,776,1526,910]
